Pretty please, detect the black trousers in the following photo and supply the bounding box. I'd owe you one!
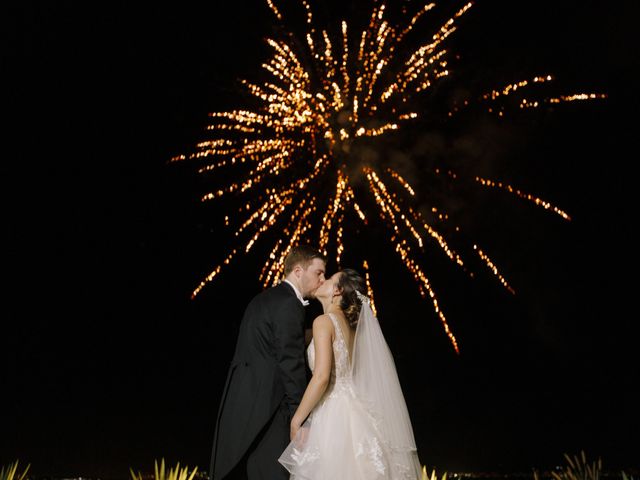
[223,403,291,480]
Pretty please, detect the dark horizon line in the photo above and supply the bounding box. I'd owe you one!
[19,468,640,480]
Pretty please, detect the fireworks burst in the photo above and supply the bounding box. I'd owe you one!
[172,0,606,354]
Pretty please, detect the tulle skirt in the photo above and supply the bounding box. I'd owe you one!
[278,383,422,480]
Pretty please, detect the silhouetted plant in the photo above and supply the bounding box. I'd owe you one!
[533,450,602,480]
[129,458,198,480]
[422,465,448,480]
[0,461,30,480]
[554,450,602,480]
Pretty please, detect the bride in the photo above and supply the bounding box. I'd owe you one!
[278,268,423,479]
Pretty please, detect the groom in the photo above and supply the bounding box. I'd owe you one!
[209,245,326,480]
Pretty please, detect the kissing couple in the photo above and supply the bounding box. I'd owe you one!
[209,245,422,479]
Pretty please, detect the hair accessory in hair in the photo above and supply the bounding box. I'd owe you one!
[354,289,371,305]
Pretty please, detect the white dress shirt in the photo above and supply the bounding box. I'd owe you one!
[283,279,309,306]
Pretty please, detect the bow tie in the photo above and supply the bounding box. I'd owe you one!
[302,299,310,306]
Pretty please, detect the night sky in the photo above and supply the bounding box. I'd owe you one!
[3,0,639,478]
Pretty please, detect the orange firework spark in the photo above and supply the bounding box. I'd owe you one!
[173,0,606,354]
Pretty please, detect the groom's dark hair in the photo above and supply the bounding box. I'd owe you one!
[283,245,326,275]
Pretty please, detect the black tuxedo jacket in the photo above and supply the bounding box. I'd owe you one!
[209,281,308,480]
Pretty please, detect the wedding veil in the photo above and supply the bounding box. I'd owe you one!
[350,290,422,478]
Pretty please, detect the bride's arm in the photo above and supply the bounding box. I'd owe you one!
[290,315,333,436]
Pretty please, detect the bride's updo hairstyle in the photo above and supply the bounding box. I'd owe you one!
[336,269,367,327]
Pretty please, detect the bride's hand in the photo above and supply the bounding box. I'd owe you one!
[290,418,302,441]
[291,419,310,446]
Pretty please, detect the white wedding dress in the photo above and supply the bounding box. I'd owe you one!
[278,312,422,479]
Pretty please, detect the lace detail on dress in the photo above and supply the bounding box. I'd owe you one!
[355,436,387,475]
[327,312,351,379]
[290,445,321,466]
